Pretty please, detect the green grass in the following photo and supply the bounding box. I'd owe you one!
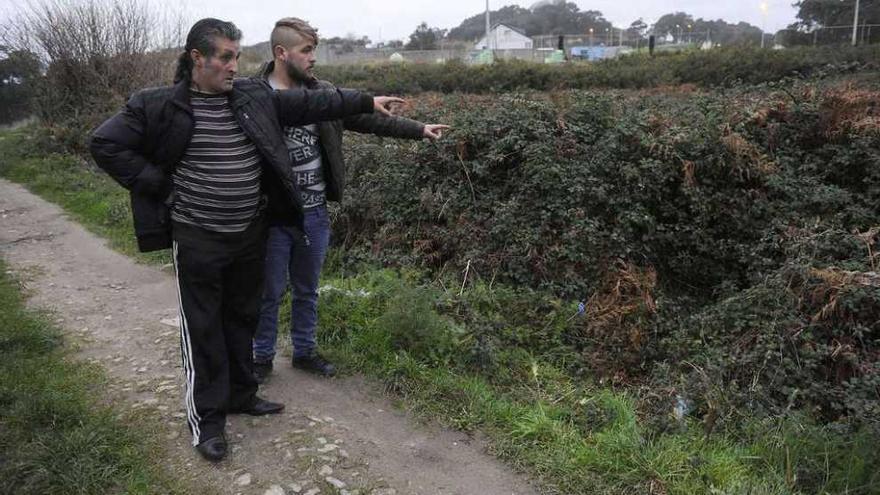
[309,270,879,495]
[0,126,168,265]
[0,259,192,494]
[2,125,877,494]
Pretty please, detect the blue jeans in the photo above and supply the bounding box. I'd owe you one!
[253,206,330,363]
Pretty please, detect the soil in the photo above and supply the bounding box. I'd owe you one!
[0,178,540,495]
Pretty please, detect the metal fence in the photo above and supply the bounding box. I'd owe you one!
[317,44,555,65]
[776,24,880,46]
[317,46,458,64]
[314,26,879,66]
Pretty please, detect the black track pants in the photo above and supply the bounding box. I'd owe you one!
[171,219,266,445]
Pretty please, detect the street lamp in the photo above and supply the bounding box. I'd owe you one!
[676,24,681,43]
[759,1,769,48]
[589,27,594,46]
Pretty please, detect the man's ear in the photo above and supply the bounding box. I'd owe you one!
[272,44,286,60]
[190,48,203,68]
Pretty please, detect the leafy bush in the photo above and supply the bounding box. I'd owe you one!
[334,77,880,430]
[317,45,879,94]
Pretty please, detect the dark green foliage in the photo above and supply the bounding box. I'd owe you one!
[653,13,763,46]
[446,3,612,40]
[0,48,41,125]
[405,22,446,51]
[316,45,879,94]
[789,0,880,45]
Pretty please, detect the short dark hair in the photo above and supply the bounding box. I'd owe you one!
[174,18,242,83]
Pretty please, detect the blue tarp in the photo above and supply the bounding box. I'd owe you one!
[570,46,607,61]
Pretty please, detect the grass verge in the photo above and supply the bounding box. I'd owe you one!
[0,126,168,265]
[0,258,191,494]
[303,269,878,495]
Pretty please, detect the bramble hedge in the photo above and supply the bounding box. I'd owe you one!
[335,77,880,431]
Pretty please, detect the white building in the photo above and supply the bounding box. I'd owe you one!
[474,23,533,50]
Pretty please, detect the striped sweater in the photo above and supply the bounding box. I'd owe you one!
[171,91,262,233]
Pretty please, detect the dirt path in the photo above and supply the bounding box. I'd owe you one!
[0,178,540,495]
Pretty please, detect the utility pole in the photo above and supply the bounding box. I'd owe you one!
[760,1,769,48]
[852,0,861,46]
[485,0,491,50]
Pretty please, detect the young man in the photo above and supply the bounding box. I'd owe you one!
[252,18,448,382]
[89,18,401,462]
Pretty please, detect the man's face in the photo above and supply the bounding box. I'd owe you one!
[193,37,240,93]
[279,38,316,82]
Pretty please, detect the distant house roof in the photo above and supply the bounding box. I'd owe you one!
[491,23,528,37]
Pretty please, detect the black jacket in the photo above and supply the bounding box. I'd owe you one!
[89,78,374,252]
[259,62,425,212]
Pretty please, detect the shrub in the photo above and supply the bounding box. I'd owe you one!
[316,45,880,95]
[335,77,880,429]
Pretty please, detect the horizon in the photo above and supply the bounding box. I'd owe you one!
[0,0,804,46]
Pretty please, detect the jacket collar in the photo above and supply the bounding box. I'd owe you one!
[171,78,252,111]
[170,80,192,114]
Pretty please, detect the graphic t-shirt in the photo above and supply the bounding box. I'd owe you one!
[269,78,326,209]
[282,124,326,208]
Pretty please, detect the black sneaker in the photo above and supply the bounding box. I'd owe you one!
[253,360,273,384]
[292,352,336,377]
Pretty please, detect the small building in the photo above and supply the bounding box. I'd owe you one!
[474,23,533,50]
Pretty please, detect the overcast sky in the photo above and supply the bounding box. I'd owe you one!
[1,0,800,45]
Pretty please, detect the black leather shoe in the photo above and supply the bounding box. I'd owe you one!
[195,435,227,462]
[253,360,273,384]
[229,396,285,416]
[292,352,337,377]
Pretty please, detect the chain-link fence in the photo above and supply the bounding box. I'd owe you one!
[777,24,880,46]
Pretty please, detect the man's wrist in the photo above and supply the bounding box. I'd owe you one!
[360,94,374,113]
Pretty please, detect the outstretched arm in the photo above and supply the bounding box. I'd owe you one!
[273,87,405,127]
[343,112,450,140]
